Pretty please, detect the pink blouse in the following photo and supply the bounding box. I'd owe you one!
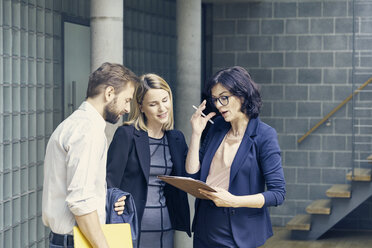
[206,132,243,191]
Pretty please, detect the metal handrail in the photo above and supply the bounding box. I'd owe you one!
[297,77,372,144]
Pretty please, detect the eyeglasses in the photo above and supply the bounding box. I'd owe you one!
[210,95,232,106]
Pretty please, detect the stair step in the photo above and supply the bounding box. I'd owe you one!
[286,214,311,231]
[346,168,371,181]
[306,199,331,215]
[326,184,351,198]
[367,154,372,162]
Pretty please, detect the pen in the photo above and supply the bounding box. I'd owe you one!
[192,105,214,124]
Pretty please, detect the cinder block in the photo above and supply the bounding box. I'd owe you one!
[261,53,284,67]
[309,185,330,199]
[278,134,297,150]
[274,69,297,84]
[214,20,235,35]
[299,2,321,17]
[298,135,322,151]
[225,36,247,51]
[285,52,308,67]
[237,20,259,34]
[311,19,334,34]
[299,36,322,50]
[334,118,352,134]
[213,53,235,67]
[249,36,272,51]
[263,118,284,133]
[322,103,346,119]
[334,151,352,168]
[324,35,348,50]
[274,2,297,18]
[213,4,225,19]
[298,102,322,117]
[248,2,272,18]
[274,36,297,51]
[285,118,308,133]
[283,167,297,184]
[361,55,372,68]
[297,168,321,184]
[334,86,352,101]
[361,19,372,33]
[213,37,224,51]
[310,117,334,135]
[261,85,284,100]
[324,69,348,84]
[237,53,259,67]
[309,152,333,167]
[324,2,347,17]
[262,20,284,34]
[270,200,296,215]
[285,183,309,199]
[336,17,353,34]
[322,136,347,151]
[321,168,347,184]
[355,37,372,50]
[299,69,322,84]
[273,102,297,117]
[249,68,272,84]
[354,2,372,17]
[226,3,248,18]
[260,102,272,117]
[335,52,352,67]
[285,85,308,101]
[310,52,334,67]
[286,19,309,34]
[309,85,333,100]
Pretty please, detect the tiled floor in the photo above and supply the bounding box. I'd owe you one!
[260,227,372,248]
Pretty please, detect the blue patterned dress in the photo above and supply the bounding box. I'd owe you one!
[139,135,174,248]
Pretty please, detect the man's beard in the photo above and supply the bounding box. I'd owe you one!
[104,97,121,124]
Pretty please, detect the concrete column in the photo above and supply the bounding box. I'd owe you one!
[176,0,202,143]
[90,0,123,144]
[175,1,201,247]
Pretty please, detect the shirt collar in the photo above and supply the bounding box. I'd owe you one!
[79,101,107,132]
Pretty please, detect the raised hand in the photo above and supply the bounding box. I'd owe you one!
[190,100,216,136]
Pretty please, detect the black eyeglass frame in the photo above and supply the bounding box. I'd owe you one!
[210,95,233,106]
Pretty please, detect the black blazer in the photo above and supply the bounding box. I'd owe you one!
[106,125,191,237]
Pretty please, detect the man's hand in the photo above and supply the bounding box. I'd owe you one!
[114,195,126,215]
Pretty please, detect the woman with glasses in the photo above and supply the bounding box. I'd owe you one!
[186,66,285,248]
[106,74,191,248]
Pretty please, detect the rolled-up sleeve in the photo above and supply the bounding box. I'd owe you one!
[64,123,106,216]
[259,127,286,207]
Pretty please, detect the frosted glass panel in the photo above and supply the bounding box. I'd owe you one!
[0,0,98,247]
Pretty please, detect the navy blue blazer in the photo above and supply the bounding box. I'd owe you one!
[106,125,191,238]
[106,188,139,247]
[193,116,286,247]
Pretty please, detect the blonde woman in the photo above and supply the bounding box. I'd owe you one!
[106,74,191,248]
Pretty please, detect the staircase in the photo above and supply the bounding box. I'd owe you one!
[287,158,372,240]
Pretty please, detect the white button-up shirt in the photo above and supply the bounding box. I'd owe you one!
[42,101,107,235]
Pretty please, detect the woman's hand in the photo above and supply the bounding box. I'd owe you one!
[114,195,126,215]
[190,100,216,136]
[200,188,265,208]
[199,187,238,208]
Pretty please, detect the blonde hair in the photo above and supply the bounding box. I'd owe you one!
[125,74,174,131]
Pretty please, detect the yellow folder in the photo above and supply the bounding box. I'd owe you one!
[73,223,133,248]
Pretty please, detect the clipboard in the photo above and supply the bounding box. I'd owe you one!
[73,223,133,248]
[158,175,216,199]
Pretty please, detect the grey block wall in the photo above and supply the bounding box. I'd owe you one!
[123,0,177,92]
[211,0,372,229]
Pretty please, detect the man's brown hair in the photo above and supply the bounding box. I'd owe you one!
[86,62,139,98]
